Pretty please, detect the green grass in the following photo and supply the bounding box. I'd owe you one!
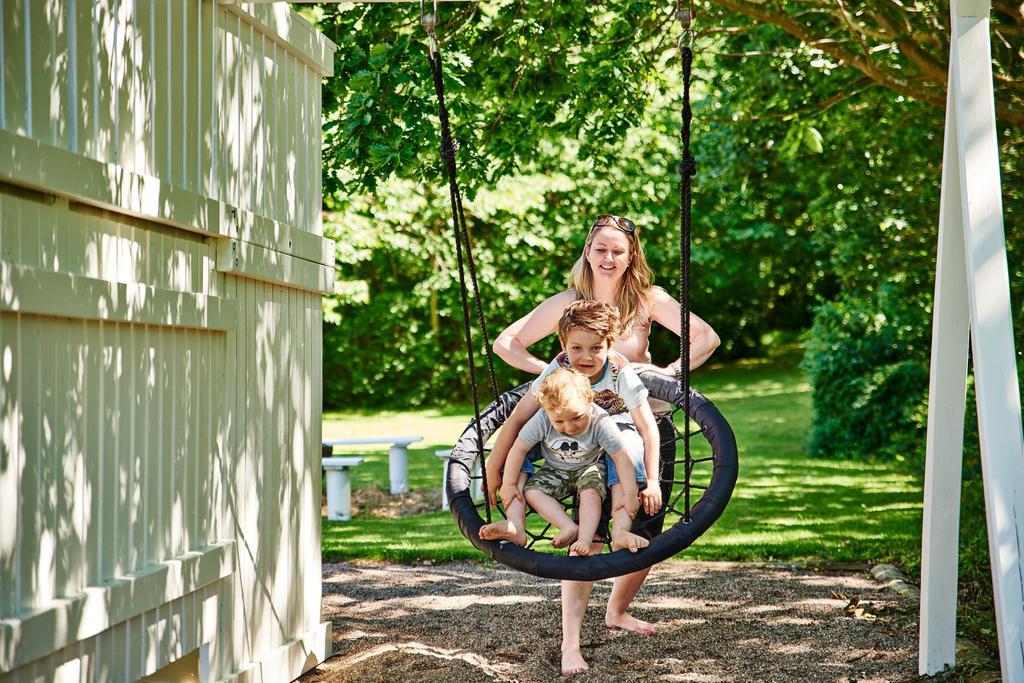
[322,347,923,569]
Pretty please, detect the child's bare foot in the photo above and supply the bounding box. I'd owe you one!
[478,520,526,546]
[611,530,650,553]
[605,612,656,636]
[569,537,594,556]
[561,648,589,676]
[551,523,579,549]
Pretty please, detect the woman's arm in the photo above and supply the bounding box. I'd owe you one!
[628,402,663,516]
[485,392,541,505]
[649,287,721,372]
[493,290,577,374]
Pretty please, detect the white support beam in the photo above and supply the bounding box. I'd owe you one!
[919,67,971,675]
[920,0,1024,678]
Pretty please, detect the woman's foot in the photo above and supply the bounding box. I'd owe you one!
[478,520,526,546]
[561,648,589,676]
[605,612,656,636]
[551,523,580,549]
[611,530,650,553]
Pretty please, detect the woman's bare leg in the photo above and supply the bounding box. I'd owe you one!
[605,567,656,635]
[561,540,604,675]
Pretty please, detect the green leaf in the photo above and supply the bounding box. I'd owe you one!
[803,126,824,154]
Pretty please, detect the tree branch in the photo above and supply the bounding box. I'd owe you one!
[709,0,1024,126]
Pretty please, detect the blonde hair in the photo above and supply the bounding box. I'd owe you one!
[568,221,654,337]
[557,300,620,347]
[533,368,593,413]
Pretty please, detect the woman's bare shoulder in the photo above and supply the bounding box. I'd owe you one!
[544,289,579,307]
[646,285,673,302]
[646,286,678,312]
[646,286,682,329]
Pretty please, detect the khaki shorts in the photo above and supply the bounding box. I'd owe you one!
[524,461,607,502]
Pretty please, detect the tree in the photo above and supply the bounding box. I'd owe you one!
[711,0,1023,125]
[309,2,1021,412]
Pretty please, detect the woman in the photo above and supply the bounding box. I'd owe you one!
[485,213,720,676]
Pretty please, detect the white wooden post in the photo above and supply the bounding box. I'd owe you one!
[920,0,1024,678]
[389,443,410,494]
[436,449,483,510]
[322,457,364,521]
[919,39,972,676]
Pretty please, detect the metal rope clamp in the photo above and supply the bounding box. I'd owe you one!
[676,3,695,49]
[420,0,439,55]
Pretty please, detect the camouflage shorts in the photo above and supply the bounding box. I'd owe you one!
[524,461,607,502]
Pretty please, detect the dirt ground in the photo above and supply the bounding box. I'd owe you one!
[299,559,924,682]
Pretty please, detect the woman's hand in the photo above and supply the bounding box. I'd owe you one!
[641,483,662,516]
[499,482,523,508]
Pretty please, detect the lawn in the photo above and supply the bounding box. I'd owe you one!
[322,347,923,569]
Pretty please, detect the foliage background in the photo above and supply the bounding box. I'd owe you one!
[306,0,1023,653]
[312,2,1022,433]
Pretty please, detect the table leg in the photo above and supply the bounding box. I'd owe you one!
[389,445,409,494]
[326,468,352,521]
[471,459,482,501]
[441,457,451,511]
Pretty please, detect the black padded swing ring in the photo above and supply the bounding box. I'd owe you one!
[447,369,739,581]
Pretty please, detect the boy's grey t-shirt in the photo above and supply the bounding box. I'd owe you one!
[518,404,624,471]
[531,352,648,416]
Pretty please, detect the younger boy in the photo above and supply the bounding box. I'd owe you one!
[499,368,635,555]
[481,300,660,553]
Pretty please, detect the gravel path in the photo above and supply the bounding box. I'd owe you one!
[300,559,922,682]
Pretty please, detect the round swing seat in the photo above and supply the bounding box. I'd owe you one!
[446,369,738,581]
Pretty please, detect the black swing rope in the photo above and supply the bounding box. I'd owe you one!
[422,6,501,523]
[679,4,696,525]
[424,8,576,545]
[428,3,738,581]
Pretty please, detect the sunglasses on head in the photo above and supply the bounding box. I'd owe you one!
[591,214,635,234]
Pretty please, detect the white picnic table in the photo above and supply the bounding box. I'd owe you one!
[322,436,423,494]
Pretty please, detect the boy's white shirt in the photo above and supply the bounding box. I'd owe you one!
[530,351,649,416]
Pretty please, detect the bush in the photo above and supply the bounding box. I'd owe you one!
[802,286,931,463]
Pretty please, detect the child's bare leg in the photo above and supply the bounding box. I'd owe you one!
[524,489,579,548]
[612,506,649,553]
[609,483,649,553]
[479,472,528,545]
[570,489,603,556]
